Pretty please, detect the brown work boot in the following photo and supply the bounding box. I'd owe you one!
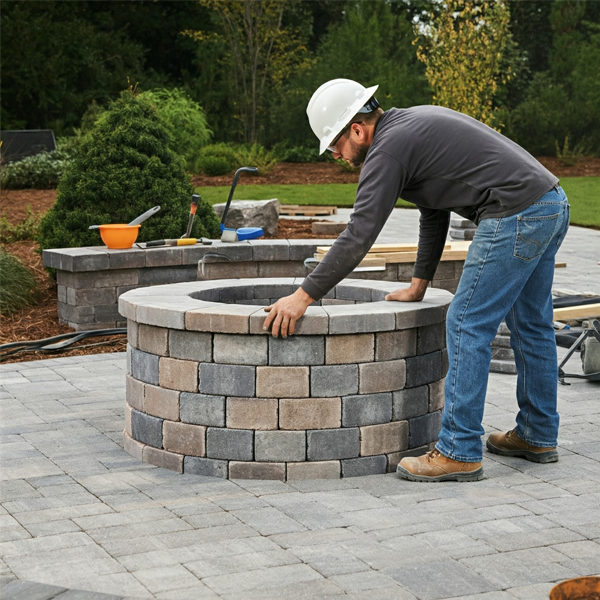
[486,429,558,463]
[396,449,484,482]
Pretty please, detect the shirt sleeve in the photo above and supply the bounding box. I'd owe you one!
[413,208,450,280]
[301,150,408,301]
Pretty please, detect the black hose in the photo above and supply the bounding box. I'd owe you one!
[0,328,126,361]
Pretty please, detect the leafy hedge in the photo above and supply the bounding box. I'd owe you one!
[0,149,71,189]
[0,249,39,314]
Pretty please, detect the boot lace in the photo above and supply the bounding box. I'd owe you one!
[426,449,442,462]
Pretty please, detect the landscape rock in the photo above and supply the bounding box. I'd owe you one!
[213,199,280,237]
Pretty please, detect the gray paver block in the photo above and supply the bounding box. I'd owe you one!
[206,427,254,461]
[405,351,442,388]
[375,329,417,361]
[409,410,442,448]
[199,363,256,397]
[392,386,429,420]
[307,428,360,461]
[131,409,163,448]
[311,364,358,397]
[429,379,445,412]
[184,456,228,478]
[286,461,341,480]
[180,392,226,427]
[169,329,212,361]
[139,265,197,286]
[130,347,160,385]
[342,393,393,427]
[214,334,268,365]
[268,336,325,366]
[418,322,446,355]
[251,241,291,262]
[341,455,387,477]
[229,461,286,481]
[255,430,306,462]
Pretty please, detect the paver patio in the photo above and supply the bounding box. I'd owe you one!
[1,213,599,599]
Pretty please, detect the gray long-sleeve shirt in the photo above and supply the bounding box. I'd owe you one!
[301,106,558,301]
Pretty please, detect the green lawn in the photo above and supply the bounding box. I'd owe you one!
[196,176,600,228]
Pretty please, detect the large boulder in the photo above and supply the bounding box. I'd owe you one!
[213,199,280,237]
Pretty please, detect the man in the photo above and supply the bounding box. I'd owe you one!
[263,79,570,482]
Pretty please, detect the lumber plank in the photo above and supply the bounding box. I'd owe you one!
[316,242,454,255]
[280,205,338,216]
[555,262,567,269]
[553,303,600,320]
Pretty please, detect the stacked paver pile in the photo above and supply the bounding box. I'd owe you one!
[119,278,452,481]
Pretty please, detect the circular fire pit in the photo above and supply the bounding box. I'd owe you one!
[119,278,452,480]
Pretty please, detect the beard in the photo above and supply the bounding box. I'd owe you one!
[346,138,369,168]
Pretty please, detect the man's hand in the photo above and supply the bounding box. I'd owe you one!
[263,288,315,337]
[385,277,429,302]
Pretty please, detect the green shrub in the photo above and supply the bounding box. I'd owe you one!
[140,88,212,169]
[0,248,39,315]
[0,149,71,189]
[194,143,239,176]
[271,143,320,163]
[38,90,220,251]
[0,207,42,243]
[234,144,277,175]
[197,156,233,177]
[555,136,589,167]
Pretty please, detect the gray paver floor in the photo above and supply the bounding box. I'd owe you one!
[1,349,599,599]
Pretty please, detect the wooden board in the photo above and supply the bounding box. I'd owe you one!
[555,262,567,269]
[553,303,600,321]
[280,205,338,216]
[315,248,469,263]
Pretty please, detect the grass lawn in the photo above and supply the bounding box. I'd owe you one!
[196,176,599,227]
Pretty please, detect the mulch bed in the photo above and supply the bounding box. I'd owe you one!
[1,158,598,363]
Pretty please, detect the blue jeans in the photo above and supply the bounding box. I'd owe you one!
[436,186,570,462]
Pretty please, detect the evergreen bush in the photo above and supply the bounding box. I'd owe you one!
[194,143,239,176]
[0,249,39,315]
[38,90,220,251]
[0,149,71,189]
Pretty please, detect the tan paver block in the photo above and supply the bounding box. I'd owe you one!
[287,461,340,480]
[326,334,374,364]
[126,374,145,411]
[229,461,285,481]
[144,384,180,421]
[124,402,133,436]
[127,319,139,348]
[360,421,408,456]
[163,421,206,457]
[375,329,417,361]
[227,397,278,430]
[186,305,257,334]
[429,378,445,412]
[279,397,341,430]
[359,359,406,394]
[256,367,309,398]
[123,431,144,461]
[159,357,199,393]
[143,446,184,473]
[138,324,169,356]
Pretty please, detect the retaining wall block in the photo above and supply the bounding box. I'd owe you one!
[335,285,373,303]
[139,266,196,286]
[387,443,436,472]
[433,261,456,280]
[360,421,408,456]
[206,427,254,461]
[159,357,199,393]
[123,431,145,461]
[342,393,392,427]
[324,304,396,335]
[130,348,160,385]
[142,446,183,473]
[58,248,110,272]
[80,269,140,289]
[249,306,329,336]
[268,336,325,366]
[136,298,199,330]
[169,329,212,362]
[163,421,206,457]
[341,455,387,477]
[131,409,163,448]
[214,334,268,366]
[118,296,136,322]
[144,384,180,421]
[95,304,123,323]
[138,324,169,356]
[287,240,326,262]
[392,386,429,421]
[409,410,442,448]
[326,334,374,365]
[255,430,306,462]
[307,428,360,461]
[417,322,446,355]
[67,287,116,307]
[145,247,183,268]
[186,305,259,334]
[106,249,146,270]
[375,329,417,361]
[124,403,133,437]
[428,379,445,412]
[359,360,406,394]
[279,397,341,430]
[286,461,340,480]
[256,366,309,398]
[57,285,67,303]
[405,351,442,389]
[432,280,459,294]
[310,364,358,397]
[180,393,225,427]
[258,261,306,278]
[198,261,258,281]
[58,303,95,324]
[184,456,228,478]
[125,374,145,411]
[226,397,278,430]
[199,363,256,397]
[252,281,297,300]
[229,462,286,481]
[127,320,139,349]
[394,304,445,331]
[252,240,290,262]
[219,285,254,303]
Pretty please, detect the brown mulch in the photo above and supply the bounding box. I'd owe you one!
[1,157,598,363]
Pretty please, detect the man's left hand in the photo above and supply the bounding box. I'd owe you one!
[263,288,315,337]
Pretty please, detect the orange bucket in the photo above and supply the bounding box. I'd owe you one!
[98,224,140,249]
[550,577,600,600]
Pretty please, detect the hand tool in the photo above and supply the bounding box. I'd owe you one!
[89,205,161,229]
[145,238,212,247]
[182,194,200,238]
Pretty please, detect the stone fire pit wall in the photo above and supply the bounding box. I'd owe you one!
[120,278,452,481]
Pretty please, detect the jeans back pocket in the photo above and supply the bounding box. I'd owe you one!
[514,213,559,261]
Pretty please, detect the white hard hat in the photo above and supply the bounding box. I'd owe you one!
[306,78,379,155]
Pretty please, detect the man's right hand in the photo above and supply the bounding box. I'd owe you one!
[385,277,429,302]
[263,287,315,338]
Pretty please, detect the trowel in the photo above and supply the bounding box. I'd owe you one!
[219,167,264,242]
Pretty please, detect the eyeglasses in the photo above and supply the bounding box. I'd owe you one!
[327,123,352,153]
